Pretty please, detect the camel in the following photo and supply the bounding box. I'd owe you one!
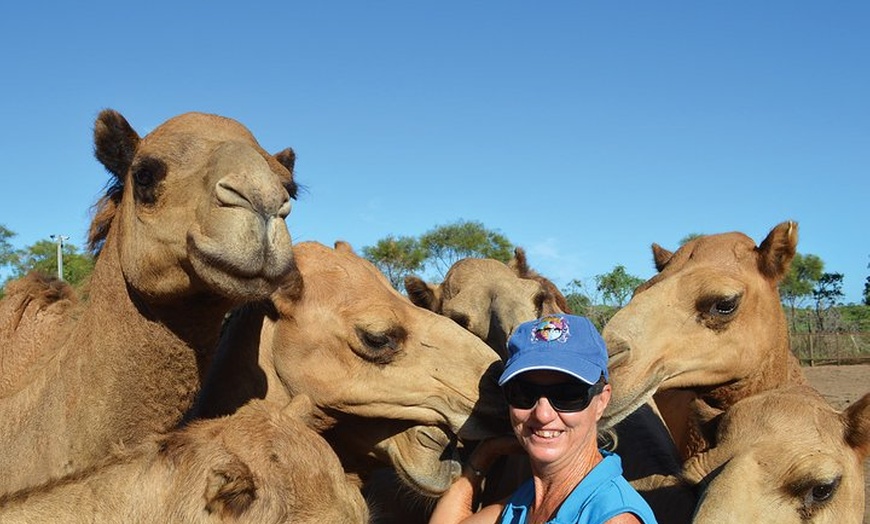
[0,397,370,523]
[602,221,806,460]
[404,247,568,359]
[191,240,508,499]
[0,273,77,397]
[0,109,300,493]
[683,386,870,524]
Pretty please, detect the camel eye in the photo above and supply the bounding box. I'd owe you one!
[711,296,740,316]
[791,475,840,513]
[361,331,392,350]
[696,293,742,331]
[810,483,835,502]
[353,326,405,365]
[130,157,167,205]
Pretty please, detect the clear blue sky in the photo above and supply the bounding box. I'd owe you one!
[1,2,867,303]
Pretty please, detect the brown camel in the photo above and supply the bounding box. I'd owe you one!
[0,273,77,397]
[0,109,299,493]
[683,386,870,524]
[404,247,567,359]
[602,221,805,460]
[0,397,369,523]
[191,240,508,498]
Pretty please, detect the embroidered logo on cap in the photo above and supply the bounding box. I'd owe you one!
[531,315,570,343]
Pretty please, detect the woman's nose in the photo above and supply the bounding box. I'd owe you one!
[530,396,558,422]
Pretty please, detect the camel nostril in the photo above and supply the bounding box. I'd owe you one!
[277,197,291,219]
[215,179,255,211]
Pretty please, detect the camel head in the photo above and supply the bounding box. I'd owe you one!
[268,241,509,496]
[602,221,799,426]
[684,386,870,524]
[88,109,299,305]
[405,248,566,359]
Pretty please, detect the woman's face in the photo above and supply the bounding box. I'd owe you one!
[508,370,611,469]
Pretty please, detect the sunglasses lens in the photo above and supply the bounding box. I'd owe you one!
[504,381,538,409]
[505,380,601,412]
[547,383,591,411]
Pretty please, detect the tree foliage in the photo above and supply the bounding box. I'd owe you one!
[361,235,426,291]
[864,257,870,306]
[780,253,824,331]
[811,272,844,332]
[562,279,593,315]
[419,220,513,279]
[594,265,644,308]
[7,238,94,287]
[678,233,703,246]
[0,224,16,270]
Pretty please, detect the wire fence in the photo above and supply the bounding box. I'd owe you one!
[791,332,870,366]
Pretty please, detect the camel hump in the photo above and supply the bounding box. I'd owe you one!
[0,272,78,398]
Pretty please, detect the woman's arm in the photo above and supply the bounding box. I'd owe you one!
[428,436,522,524]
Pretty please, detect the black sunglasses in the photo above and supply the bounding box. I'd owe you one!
[503,376,606,413]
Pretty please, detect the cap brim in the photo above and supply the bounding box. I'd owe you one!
[498,349,603,386]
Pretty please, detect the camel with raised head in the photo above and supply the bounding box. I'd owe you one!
[192,240,508,499]
[602,221,805,459]
[683,386,870,524]
[0,109,299,493]
[404,247,568,359]
[0,397,369,523]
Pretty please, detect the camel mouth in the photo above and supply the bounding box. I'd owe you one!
[187,217,296,299]
[388,425,462,497]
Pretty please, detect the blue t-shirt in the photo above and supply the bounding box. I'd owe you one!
[497,451,658,524]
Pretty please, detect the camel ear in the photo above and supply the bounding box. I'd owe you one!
[756,221,798,281]
[334,240,355,254]
[843,392,870,458]
[204,458,257,519]
[274,147,296,173]
[651,243,673,273]
[273,148,298,199]
[93,109,140,179]
[508,247,530,277]
[405,276,440,311]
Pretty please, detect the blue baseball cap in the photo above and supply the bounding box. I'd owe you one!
[498,314,609,386]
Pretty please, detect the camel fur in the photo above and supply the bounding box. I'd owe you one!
[684,386,870,524]
[0,397,369,523]
[0,109,299,493]
[191,240,508,499]
[602,221,806,458]
[404,247,567,359]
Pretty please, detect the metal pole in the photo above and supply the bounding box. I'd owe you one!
[50,234,68,281]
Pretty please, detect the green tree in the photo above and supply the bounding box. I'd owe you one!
[562,279,592,315]
[678,233,703,246]
[362,235,426,291]
[0,224,16,270]
[812,272,844,333]
[594,265,644,308]
[780,253,824,331]
[10,239,95,287]
[419,220,513,278]
[864,257,870,306]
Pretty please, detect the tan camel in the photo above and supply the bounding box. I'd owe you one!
[602,221,805,459]
[404,247,567,359]
[0,273,77,397]
[0,397,369,523]
[683,386,870,524]
[0,109,299,493]
[192,240,508,498]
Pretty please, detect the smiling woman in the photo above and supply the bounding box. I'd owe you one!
[429,314,658,524]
